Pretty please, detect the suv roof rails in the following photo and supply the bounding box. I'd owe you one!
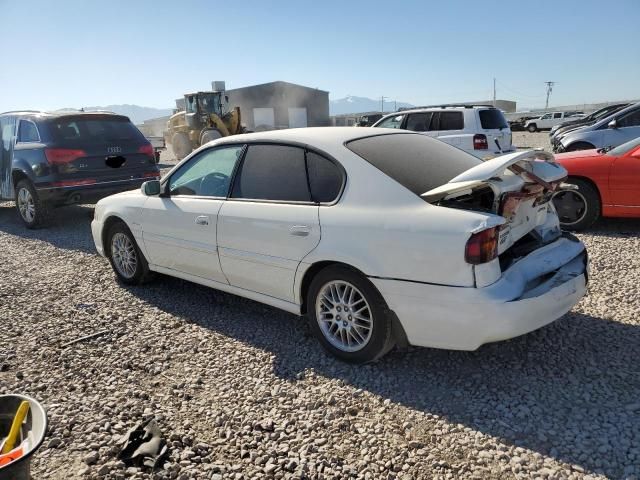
[0,110,43,115]
[400,104,496,111]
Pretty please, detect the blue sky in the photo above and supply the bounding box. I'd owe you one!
[0,0,638,112]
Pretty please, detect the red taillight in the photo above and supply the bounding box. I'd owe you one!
[473,134,488,150]
[465,227,498,264]
[138,144,154,156]
[45,148,86,164]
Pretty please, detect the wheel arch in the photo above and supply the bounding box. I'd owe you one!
[12,168,31,187]
[297,260,409,349]
[566,175,603,206]
[101,214,129,257]
[565,141,596,151]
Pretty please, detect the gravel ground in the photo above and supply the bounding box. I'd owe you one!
[0,133,638,480]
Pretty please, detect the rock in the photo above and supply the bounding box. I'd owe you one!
[83,451,99,465]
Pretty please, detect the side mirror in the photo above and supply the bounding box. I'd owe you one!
[141,180,161,196]
[608,119,617,129]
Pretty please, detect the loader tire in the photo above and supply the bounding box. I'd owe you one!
[172,132,192,160]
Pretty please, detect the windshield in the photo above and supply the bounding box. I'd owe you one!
[608,136,640,157]
[198,93,223,115]
[346,133,480,196]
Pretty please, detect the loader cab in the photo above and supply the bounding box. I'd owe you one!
[185,92,226,129]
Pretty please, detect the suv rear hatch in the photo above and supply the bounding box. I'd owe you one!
[422,150,567,255]
[45,115,157,185]
[477,108,513,153]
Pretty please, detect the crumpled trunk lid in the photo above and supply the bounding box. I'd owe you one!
[422,150,568,253]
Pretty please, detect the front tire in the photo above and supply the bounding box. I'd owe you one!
[200,129,222,144]
[552,179,600,231]
[307,265,394,363]
[15,179,51,229]
[106,222,153,285]
[527,123,538,133]
[171,132,192,160]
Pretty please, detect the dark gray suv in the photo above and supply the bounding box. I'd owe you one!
[0,111,160,227]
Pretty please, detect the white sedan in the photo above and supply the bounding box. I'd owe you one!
[91,128,588,363]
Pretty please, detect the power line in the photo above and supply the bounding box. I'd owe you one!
[495,80,546,99]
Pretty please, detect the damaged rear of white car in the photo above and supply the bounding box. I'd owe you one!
[334,132,588,353]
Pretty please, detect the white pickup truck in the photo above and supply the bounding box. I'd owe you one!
[524,111,584,132]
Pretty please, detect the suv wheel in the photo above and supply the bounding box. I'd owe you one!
[307,265,395,363]
[527,123,538,133]
[15,179,51,229]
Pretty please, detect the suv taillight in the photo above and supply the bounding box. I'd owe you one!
[465,227,498,264]
[138,144,154,156]
[45,148,86,164]
[473,134,488,150]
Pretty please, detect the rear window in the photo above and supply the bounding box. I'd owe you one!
[346,133,480,196]
[479,109,508,130]
[49,117,145,143]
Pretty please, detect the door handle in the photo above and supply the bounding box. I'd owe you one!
[195,215,210,226]
[290,225,311,236]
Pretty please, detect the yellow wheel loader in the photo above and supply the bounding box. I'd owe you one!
[166,88,244,160]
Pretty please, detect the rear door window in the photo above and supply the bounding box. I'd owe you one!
[479,110,508,129]
[405,113,433,132]
[306,151,343,203]
[17,120,40,142]
[231,144,311,202]
[435,112,463,131]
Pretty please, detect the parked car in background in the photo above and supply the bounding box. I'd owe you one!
[355,113,384,127]
[372,105,514,159]
[549,103,630,139]
[524,111,584,132]
[92,128,587,363]
[552,136,640,230]
[0,111,160,228]
[553,102,640,153]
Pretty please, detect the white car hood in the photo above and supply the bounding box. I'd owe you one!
[422,150,566,202]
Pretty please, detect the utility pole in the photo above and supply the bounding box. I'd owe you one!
[544,81,556,109]
[381,96,387,113]
[493,78,496,107]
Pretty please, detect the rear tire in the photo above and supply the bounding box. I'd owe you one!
[171,132,192,160]
[552,179,600,231]
[200,129,223,145]
[527,123,538,133]
[15,179,51,229]
[307,265,395,363]
[565,142,595,152]
[106,221,154,285]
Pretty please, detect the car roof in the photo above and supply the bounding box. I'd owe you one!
[209,127,408,150]
[0,110,129,121]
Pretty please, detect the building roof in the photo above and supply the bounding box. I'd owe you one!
[226,81,329,94]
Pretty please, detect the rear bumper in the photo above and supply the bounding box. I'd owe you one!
[372,237,587,350]
[36,177,153,206]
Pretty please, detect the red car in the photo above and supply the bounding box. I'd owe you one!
[552,137,640,230]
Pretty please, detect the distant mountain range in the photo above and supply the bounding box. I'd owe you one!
[70,97,412,124]
[330,96,414,115]
[80,105,172,124]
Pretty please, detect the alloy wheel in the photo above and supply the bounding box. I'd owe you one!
[17,187,35,223]
[111,232,138,279]
[315,281,373,352]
